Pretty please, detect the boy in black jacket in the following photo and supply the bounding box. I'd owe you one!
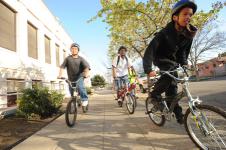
[143,0,197,124]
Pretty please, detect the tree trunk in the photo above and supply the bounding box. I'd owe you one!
[195,70,200,81]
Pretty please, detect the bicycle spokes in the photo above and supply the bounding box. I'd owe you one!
[125,94,135,114]
[145,98,165,126]
[68,102,74,113]
[65,100,77,127]
[185,105,226,150]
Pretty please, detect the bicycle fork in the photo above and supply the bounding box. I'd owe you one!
[192,111,226,149]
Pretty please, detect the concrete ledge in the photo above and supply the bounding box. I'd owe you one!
[0,106,17,118]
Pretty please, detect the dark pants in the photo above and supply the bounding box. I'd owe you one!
[151,69,183,118]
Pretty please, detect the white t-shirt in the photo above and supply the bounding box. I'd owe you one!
[112,55,132,77]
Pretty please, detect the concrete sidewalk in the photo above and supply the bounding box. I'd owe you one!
[13,92,197,150]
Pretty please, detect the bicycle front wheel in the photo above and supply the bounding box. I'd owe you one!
[65,99,77,127]
[126,94,135,114]
[185,104,226,150]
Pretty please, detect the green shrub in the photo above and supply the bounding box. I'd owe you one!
[86,87,92,95]
[91,75,106,87]
[49,90,64,109]
[17,86,64,119]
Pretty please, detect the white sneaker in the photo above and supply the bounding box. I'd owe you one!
[82,100,88,107]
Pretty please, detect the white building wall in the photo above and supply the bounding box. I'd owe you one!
[0,0,90,109]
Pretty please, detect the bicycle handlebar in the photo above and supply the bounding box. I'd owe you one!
[58,77,84,88]
[159,66,189,82]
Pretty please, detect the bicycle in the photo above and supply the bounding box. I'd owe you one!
[145,66,226,150]
[115,77,137,114]
[60,77,88,127]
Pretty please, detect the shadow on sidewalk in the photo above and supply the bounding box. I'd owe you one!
[29,96,197,150]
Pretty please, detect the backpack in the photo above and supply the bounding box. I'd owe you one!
[116,56,128,67]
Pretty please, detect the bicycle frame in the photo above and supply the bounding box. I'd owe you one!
[148,66,202,119]
[116,78,136,99]
[164,68,202,117]
[62,77,84,98]
[147,66,226,149]
[128,83,136,93]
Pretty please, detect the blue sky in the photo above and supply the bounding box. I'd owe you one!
[43,0,226,77]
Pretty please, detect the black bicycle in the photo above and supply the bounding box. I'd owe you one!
[145,66,226,150]
[60,77,88,127]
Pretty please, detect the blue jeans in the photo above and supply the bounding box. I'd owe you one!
[69,78,88,102]
[114,75,129,91]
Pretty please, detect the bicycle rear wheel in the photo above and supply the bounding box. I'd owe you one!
[145,97,165,126]
[126,94,135,114]
[118,97,123,107]
[65,99,77,127]
[185,104,226,150]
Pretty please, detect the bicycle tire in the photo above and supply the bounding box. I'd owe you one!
[185,104,226,150]
[126,94,135,114]
[145,97,165,126]
[134,95,137,108]
[65,99,77,127]
[77,98,81,107]
[118,97,123,107]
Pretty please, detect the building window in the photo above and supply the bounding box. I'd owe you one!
[213,64,216,68]
[0,2,16,51]
[56,44,60,67]
[32,80,42,88]
[7,78,25,107]
[45,35,51,64]
[28,22,38,59]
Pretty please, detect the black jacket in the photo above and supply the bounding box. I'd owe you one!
[143,21,197,73]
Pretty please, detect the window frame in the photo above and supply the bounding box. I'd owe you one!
[56,44,60,67]
[44,35,51,64]
[27,22,38,59]
[0,1,17,51]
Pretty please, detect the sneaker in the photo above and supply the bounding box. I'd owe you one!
[176,114,184,124]
[174,105,184,124]
[118,99,123,107]
[82,100,88,107]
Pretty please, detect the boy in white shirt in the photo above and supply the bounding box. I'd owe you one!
[112,46,133,104]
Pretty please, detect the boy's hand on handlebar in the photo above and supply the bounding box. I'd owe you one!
[182,65,190,70]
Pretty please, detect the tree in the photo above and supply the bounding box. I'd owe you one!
[91,75,106,87]
[189,21,226,79]
[91,0,225,60]
[92,0,174,59]
[219,51,226,57]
